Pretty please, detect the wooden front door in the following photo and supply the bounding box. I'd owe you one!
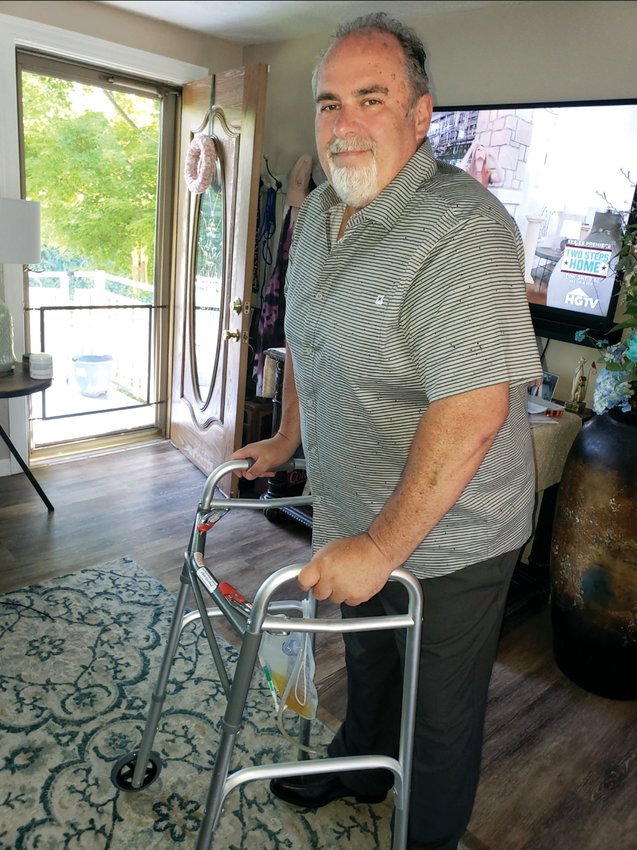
[170,65,268,493]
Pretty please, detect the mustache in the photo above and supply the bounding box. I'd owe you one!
[328,138,376,157]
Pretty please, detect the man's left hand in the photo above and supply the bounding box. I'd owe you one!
[297,533,395,605]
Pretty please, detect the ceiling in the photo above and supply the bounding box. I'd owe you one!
[98,0,521,45]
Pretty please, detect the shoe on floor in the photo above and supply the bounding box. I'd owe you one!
[270,771,387,808]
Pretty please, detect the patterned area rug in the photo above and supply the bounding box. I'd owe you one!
[0,558,393,849]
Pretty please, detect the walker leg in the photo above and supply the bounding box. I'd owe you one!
[297,597,317,760]
[392,781,407,850]
[391,576,422,850]
[195,728,240,848]
[130,571,192,787]
[297,717,312,760]
[196,631,264,848]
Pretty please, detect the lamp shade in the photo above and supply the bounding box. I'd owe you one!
[0,198,41,264]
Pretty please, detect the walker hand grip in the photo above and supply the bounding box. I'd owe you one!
[249,565,423,638]
[228,457,302,474]
[200,458,308,507]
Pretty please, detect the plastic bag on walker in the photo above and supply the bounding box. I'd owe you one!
[258,599,318,720]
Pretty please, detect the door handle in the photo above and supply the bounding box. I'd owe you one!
[223,329,241,341]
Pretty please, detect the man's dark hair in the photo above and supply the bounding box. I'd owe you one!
[312,12,430,104]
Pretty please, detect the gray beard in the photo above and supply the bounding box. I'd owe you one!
[329,159,379,208]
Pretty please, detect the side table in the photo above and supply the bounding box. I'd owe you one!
[0,371,54,511]
[504,409,583,629]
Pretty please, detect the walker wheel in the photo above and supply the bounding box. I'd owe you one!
[111,750,162,791]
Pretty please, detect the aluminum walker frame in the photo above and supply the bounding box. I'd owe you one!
[112,458,423,850]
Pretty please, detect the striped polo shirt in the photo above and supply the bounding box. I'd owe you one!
[284,140,542,577]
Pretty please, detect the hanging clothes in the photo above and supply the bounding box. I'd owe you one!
[252,154,313,396]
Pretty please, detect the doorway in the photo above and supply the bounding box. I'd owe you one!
[17,50,178,459]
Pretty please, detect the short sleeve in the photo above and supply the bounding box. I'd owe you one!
[401,213,542,402]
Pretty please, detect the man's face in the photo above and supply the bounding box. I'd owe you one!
[314,30,432,208]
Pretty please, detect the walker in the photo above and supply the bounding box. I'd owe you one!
[111,458,423,850]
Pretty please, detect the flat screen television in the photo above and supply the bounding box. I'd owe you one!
[429,99,637,347]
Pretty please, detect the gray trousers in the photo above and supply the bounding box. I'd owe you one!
[327,549,519,850]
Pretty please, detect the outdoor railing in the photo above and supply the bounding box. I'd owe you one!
[27,270,158,422]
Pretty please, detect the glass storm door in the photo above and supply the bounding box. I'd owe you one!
[17,50,177,455]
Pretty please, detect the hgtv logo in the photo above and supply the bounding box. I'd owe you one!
[564,288,599,310]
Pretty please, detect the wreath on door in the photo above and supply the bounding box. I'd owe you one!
[184,133,217,194]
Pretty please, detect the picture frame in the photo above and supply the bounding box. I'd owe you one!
[528,370,559,402]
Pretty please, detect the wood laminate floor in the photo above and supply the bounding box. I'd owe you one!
[1,441,636,850]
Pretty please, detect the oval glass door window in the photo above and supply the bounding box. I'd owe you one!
[192,159,224,406]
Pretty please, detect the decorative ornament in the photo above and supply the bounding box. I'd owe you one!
[184,133,217,194]
[564,356,588,412]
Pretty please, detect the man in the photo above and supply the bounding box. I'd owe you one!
[233,12,542,850]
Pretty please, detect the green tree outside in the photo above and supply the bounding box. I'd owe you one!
[21,72,160,282]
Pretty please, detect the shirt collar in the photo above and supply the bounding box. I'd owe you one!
[317,139,439,231]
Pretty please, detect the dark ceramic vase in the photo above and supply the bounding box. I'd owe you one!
[550,407,637,700]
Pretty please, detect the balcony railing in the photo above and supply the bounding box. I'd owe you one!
[27,270,161,444]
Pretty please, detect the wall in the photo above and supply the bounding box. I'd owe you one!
[245,0,637,408]
[0,0,241,71]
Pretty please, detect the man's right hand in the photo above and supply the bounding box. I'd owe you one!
[231,433,297,481]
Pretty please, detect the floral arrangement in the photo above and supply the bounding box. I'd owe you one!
[575,217,637,414]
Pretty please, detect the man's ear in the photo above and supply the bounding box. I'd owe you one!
[415,93,433,141]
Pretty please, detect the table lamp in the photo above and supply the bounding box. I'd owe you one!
[0,198,41,376]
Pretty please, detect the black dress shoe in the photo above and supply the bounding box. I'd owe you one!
[270,772,387,808]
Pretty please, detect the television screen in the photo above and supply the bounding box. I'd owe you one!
[429,99,637,346]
